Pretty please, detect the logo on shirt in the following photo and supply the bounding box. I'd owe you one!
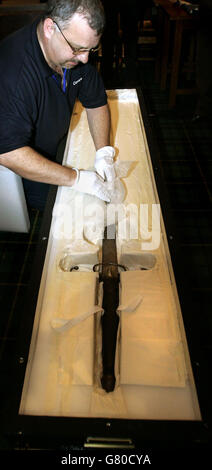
[73,77,83,86]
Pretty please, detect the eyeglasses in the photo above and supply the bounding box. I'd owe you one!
[53,21,100,55]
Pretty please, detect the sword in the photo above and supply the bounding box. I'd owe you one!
[93,224,125,393]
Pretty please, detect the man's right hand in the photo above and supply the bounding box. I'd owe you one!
[72,169,110,202]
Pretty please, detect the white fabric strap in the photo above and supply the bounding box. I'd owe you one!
[117,294,142,314]
[51,305,103,333]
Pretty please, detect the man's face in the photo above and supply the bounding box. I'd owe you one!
[47,13,100,69]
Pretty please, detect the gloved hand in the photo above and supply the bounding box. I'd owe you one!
[72,169,110,202]
[94,146,116,182]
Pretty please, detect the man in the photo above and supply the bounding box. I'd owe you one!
[0,0,115,209]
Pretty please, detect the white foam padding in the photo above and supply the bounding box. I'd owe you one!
[21,271,98,415]
[120,270,186,387]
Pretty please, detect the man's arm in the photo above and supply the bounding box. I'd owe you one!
[0,103,112,183]
[0,146,77,186]
[86,104,111,150]
[0,145,111,202]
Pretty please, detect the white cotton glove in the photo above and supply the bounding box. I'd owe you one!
[94,146,116,182]
[72,169,111,202]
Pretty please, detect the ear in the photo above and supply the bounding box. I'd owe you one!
[43,18,55,40]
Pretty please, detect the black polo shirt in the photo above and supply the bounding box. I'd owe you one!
[0,18,107,160]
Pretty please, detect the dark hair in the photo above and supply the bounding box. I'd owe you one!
[43,0,105,35]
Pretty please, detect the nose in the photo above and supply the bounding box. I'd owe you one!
[77,51,89,64]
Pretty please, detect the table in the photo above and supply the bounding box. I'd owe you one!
[155,0,198,107]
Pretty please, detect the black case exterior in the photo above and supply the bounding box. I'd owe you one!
[2,89,211,455]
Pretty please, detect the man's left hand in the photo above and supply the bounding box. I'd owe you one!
[94,146,116,182]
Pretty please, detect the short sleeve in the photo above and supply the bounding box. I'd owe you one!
[77,63,107,109]
[0,94,33,154]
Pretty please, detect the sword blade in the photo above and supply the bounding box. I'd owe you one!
[101,224,119,392]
